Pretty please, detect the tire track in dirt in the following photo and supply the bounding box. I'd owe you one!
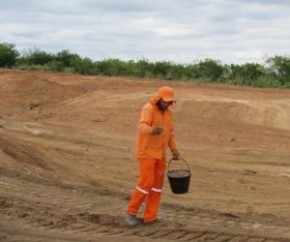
[0,174,288,242]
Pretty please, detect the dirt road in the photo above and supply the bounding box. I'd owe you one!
[1,69,290,241]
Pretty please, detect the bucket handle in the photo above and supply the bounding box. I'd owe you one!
[168,158,191,174]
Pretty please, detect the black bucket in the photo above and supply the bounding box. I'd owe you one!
[167,158,191,194]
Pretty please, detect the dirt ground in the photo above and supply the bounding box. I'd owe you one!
[1,69,290,242]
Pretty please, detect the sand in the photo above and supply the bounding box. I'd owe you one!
[1,69,290,241]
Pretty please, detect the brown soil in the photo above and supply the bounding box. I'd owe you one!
[1,68,290,242]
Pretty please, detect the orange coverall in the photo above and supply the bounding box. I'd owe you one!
[127,87,177,223]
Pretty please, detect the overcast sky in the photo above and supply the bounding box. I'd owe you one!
[1,0,290,64]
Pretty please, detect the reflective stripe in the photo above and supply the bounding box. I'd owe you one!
[151,187,162,193]
[136,186,149,194]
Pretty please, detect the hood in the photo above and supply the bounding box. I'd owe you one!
[150,86,176,104]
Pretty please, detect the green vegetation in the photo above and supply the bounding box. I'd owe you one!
[1,42,290,88]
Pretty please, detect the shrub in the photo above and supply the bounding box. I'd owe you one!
[0,43,19,67]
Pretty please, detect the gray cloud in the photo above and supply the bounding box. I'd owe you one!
[1,0,290,64]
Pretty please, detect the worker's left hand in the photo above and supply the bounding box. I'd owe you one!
[171,149,181,160]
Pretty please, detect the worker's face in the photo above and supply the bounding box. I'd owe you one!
[157,98,174,111]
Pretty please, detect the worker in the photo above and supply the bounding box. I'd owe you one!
[124,86,181,226]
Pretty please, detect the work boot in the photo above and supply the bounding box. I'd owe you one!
[143,218,164,226]
[124,213,142,226]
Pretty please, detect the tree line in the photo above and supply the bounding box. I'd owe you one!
[1,42,290,88]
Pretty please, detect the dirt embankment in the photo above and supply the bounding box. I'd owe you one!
[1,69,290,241]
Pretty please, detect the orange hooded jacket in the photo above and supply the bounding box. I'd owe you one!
[135,86,177,159]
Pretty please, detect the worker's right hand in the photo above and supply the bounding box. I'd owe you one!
[152,127,164,135]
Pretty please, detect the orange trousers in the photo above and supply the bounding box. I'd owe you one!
[127,158,166,223]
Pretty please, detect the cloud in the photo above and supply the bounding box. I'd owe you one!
[1,0,290,64]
